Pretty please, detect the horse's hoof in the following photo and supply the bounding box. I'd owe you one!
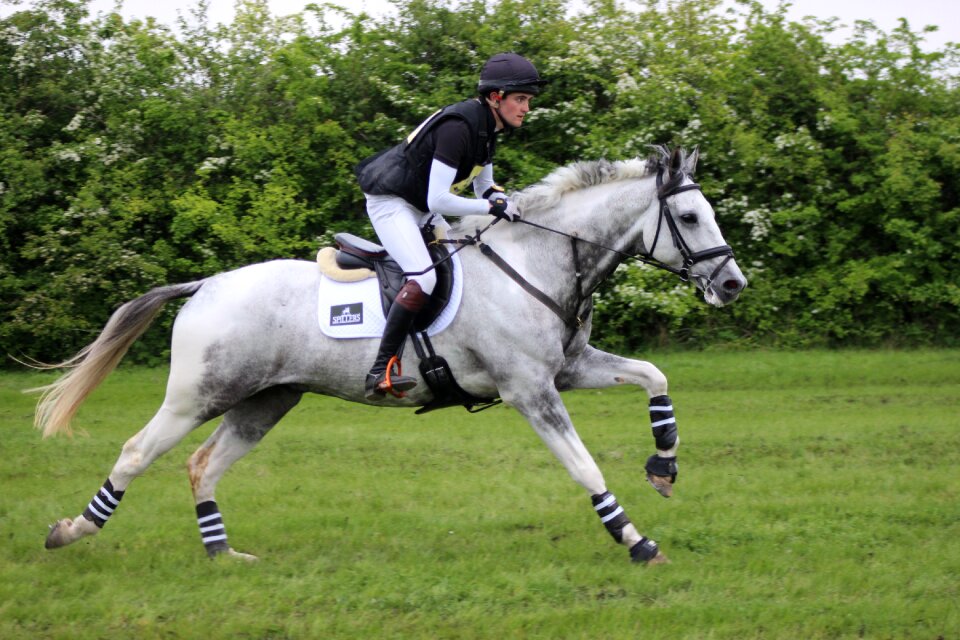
[226,548,259,562]
[646,473,674,498]
[645,551,670,566]
[45,519,71,549]
[209,546,259,562]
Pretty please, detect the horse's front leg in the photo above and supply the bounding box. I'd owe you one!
[556,345,679,498]
[502,383,667,565]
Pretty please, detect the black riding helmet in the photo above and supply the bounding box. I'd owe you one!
[477,53,546,97]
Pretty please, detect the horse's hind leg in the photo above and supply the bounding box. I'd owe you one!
[556,345,679,498]
[45,404,204,549]
[187,386,303,560]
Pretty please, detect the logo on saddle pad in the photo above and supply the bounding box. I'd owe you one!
[330,303,363,326]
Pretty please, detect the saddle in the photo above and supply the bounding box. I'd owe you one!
[333,230,453,332]
[329,229,500,414]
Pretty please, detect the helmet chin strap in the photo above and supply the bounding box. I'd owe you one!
[486,91,514,132]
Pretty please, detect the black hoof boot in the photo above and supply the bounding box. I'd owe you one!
[645,454,678,498]
[630,537,667,564]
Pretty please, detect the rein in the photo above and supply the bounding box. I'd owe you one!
[519,168,734,283]
[428,221,585,329]
[413,167,736,331]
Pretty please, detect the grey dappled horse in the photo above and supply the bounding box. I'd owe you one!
[34,147,746,564]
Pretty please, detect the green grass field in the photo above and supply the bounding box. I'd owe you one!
[1,350,958,639]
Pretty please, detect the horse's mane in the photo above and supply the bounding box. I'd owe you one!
[511,145,697,216]
[449,146,697,232]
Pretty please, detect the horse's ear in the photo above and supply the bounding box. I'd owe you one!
[669,147,683,178]
[685,145,700,175]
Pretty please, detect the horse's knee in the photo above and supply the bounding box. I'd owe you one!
[610,361,668,396]
[640,363,668,397]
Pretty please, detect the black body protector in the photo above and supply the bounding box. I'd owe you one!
[355,99,498,211]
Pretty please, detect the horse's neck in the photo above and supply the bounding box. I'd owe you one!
[451,177,657,313]
[523,179,657,294]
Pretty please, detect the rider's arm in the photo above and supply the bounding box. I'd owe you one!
[426,160,489,217]
[426,119,490,217]
[472,163,501,200]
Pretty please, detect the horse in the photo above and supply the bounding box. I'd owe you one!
[33,146,746,565]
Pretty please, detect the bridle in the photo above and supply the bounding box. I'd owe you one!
[645,167,736,286]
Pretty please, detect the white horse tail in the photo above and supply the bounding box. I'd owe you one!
[31,280,206,438]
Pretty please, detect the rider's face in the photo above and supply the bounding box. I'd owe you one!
[493,92,534,129]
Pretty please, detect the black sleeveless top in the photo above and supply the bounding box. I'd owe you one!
[355,99,498,212]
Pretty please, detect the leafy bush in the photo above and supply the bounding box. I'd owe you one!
[2,0,958,364]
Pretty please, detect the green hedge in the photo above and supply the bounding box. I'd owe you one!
[2,0,958,364]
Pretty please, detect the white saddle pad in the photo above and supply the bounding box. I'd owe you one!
[318,251,463,339]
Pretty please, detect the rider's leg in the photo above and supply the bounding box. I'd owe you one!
[364,194,435,398]
[366,194,438,295]
[365,280,428,398]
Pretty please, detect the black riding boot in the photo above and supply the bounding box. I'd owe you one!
[365,280,429,400]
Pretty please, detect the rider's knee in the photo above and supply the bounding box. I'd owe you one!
[396,279,431,312]
[412,271,437,297]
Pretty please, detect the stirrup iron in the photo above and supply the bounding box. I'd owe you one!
[367,356,418,399]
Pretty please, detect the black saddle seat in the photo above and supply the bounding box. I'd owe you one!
[332,231,454,332]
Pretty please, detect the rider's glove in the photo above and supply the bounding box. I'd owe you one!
[488,193,520,222]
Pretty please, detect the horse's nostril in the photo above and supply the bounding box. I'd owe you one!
[723,279,742,291]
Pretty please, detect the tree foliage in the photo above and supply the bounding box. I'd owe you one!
[2,0,958,363]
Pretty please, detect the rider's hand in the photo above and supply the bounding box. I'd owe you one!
[488,193,520,222]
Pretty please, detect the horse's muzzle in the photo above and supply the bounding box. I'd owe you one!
[697,256,747,307]
[704,274,747,306]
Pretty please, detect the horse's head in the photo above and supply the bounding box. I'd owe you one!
[641,146,747,307]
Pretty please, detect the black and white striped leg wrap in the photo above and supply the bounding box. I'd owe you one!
[196,501,229,557]
[649,395,678,450]
[591,491,633,543]
[82,478,124,528]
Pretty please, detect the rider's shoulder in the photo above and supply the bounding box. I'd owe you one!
[434,117,470,138]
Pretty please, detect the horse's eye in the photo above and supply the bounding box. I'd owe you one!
[680,213,698,224]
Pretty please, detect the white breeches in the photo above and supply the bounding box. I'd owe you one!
[365,193,450,295]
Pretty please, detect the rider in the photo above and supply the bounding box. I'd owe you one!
[355,52,545,400]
